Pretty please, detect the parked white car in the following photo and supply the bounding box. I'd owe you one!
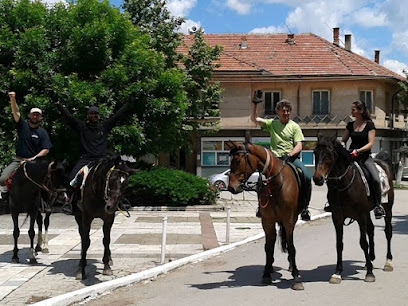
[208,170,260,191]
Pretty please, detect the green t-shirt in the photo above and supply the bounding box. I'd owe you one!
[262,119,304,157]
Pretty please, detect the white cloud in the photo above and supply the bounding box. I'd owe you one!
[167,0,197,17]
[392,31,408,58]
[249,25,287,34]
[177,19,202,34]
[383,59,408,77]
[349,7,387,28]
[226,0,252,15]
[38,0,66,5]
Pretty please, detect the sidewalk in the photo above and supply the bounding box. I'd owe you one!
[0,185,329,305]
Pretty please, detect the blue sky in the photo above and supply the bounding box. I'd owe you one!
[66,0,408,76]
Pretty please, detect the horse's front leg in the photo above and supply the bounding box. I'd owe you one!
[367,215,375,261]
[76,213,92,280]
[359,216,375,282]
[28,213,37,264]
[261,218,276,285]
[102,216,115,276]
[11,212,20,263]
[284,223,304,291]
[35,212,43,253]
[42,211,51,253]
[330,215,344,284]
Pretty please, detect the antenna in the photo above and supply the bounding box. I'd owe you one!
[284,23,293,34]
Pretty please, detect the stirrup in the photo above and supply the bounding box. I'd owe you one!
[374,205,385,219]
[62,202,72,215]
[301,209,311,221]
[324,203,332,212]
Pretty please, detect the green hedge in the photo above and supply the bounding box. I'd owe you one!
[126,168,219,206]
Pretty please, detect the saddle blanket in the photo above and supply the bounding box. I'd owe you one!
[70,165,90,189]
[354,162,390,203]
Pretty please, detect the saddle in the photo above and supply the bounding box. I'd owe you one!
[355,161,390,203]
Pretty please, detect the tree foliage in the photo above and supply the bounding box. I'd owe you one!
[397,71,408,113]
[0,0,222,169]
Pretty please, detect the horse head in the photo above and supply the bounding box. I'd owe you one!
[313,134,350,186]
[226,141,259,194]
[48,160,69,203]
[103,157,137,214]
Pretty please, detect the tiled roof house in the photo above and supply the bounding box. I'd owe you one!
[178,29,407,177]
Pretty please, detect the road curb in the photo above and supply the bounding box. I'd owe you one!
[34,212,331,306]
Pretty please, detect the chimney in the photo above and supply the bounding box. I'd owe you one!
[239,36,248,49]
[333,27,340,45]
[345,34,352,51]
[375,50,380,64]
[285,33,296,45]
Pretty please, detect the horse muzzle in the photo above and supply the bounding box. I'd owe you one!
[313,175,325,186]
[104,202,118,214]
[228,185,243,194]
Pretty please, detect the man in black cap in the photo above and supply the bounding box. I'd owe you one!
[0,92,52,209]
[54,99,133,213]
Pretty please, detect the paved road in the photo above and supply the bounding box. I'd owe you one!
[85,189,408,306]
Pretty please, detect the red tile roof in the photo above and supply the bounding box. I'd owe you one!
[180,33,404,80]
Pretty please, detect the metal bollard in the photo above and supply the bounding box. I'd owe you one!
[160,216,168,264]
[226,206,231,244]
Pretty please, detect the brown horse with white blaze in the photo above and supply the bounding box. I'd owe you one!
[227,141,305,290]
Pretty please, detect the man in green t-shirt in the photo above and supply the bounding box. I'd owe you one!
[251,98,311,221]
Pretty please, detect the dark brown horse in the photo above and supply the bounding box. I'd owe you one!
[9,159,66,263]
[74,156,136,280]
[313,134,394,284]
[227,141,304,290]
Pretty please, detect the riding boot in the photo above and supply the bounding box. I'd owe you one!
[373,190,385,219]
[300,180,311,221]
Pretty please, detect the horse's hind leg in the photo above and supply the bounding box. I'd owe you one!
[42,211,51,253]
[11,212,20,263]
[284,223,304,291]
[261,220,276,285]
[35,213,43,253]
[367,216,375,261]
[330,217,344,284]
[102,217,115,276]
[384,200,393,271]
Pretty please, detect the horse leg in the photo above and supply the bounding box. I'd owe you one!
[261,220,276,284]
[35,212,43,253]
[358,217,375,282]
[42,211,51,253]
[367,216,375,261]
[28,214,37,264]
[383,201,393,272]
[102,216,115,276]
[284,223,304,291]
[330,217,344,284]
[11,212,20,263]
[76,214,92,280]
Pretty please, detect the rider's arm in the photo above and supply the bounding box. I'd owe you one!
[289,141,303,157]
[104,101,133,131]
[250,103,265,128]
[54,101,81,130]
[341,130,350,148]
[9,92,21,123]
[25,149,49,162]
[357,129,375,153]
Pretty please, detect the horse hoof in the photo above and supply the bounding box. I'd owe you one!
[291,282,304,291]
[329,274,342,284]
[11,258,19,264]
[365,274,375,282]
[103,268,113,276]
[109,259,113,266]
[76,270,85,280]
[384,260,393,272]
[42,248,49,254]
[30,258,37,264]
[262,275,272,285]
[35,246,42,252]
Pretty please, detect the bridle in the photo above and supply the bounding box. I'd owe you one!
[103,166,130,202]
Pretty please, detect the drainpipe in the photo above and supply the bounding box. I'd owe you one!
[392,88,403,129]
[297,81,300,116]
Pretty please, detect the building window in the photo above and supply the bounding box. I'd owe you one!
[360,90,373,112]
[300,151,314,166]
[313,90,330,115]
[201,139,243,166]
[265,91,281,115]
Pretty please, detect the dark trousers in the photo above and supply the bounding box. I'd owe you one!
[363,157,382,206]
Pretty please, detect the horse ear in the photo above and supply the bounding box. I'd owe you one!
[330,131,338,143]
[225,140,236,150]
[317,130,322,141]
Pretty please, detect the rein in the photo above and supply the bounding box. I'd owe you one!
[23,161,64,195]
[326,164,356,192]
[104,166,130,218]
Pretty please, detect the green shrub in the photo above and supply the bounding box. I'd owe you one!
[126,167,219,206]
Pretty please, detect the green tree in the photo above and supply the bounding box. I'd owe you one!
[0,0,188,167]
[397,71,408,112]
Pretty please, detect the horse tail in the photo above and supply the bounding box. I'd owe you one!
[279,223,288,253]
[21,214,29,227]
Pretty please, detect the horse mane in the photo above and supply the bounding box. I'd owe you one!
[318,136,352,164]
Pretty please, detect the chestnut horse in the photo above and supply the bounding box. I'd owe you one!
[227,141,304,290]
[313,135,394,284]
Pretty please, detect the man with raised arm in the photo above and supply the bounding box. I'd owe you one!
[251,98,311,221]
[0,92,52,207]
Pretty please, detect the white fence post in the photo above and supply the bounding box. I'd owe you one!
[226,206,231,244]
[160,216,168,264]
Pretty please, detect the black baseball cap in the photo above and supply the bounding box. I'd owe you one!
[87,106,99,114]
